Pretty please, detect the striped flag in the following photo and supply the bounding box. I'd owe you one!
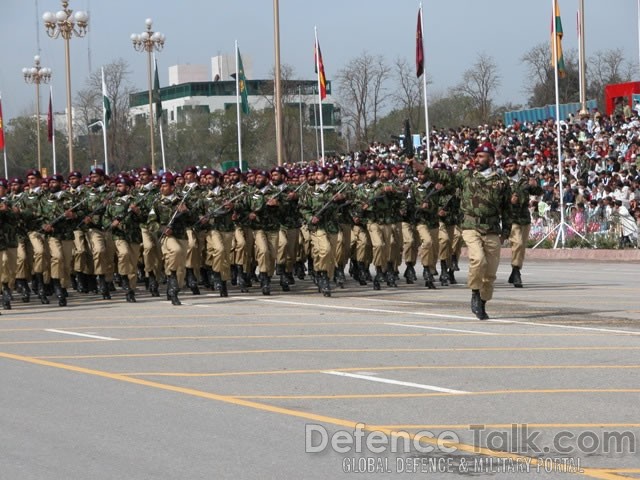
[314,39,327,100]
[0,95,5,150]
[102,68,112,127]
[551,0,566,78]
[47,89,53,143]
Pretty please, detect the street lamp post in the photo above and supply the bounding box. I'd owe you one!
[22,55,52,171]
[43,0,88,172]
[131,19,165,173]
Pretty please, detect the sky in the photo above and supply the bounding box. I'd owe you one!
[1,0,639,123]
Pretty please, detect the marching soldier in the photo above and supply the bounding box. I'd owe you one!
[503,157,543,287]
[148,173,195,305]
[0,179,20,310]
[135,167,161,296]
[182,166,205,295]
[103,176,145,302]
[272,166,299,292]
[412,168,442,289]
[41,174,80,306]
[227,168,253,292]
[9,178,32,303]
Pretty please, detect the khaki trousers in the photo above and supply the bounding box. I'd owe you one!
[416,224,439,271]
[335,224,351,267]
[367,223,393,268]
[254,230,279,276]
[311,229,338,279]
[15,239,32,280]
[509,224,531,268]
[298,225,312,261]
[438,223,456,262]
[86,229,112,277]
[452,225,463,258]
[186,228,203,271]
[391,223,402,269]
[28,231,48,274]
[402,222,418,264]
[141,226,161,276]
[1,247,18,287]
[72,230,88,273]
[277,228,298,271]
[48,238,74,288]
[160,236,187,287]
[114,238,140,289]
[351,224,370,263]
[206,230,234,281]
[461,230,501,302]
[233,227,254,272]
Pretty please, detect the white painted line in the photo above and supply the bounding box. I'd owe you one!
[365,298,437,306]
[488,319,640,336]
[45,329,118,341]
[255,298,476,320]
[323,370,469,394]
[385,322,496,336]
[248,298,640,337]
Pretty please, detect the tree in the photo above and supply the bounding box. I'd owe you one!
[587,48,637,108]
[391,57,428,134]
[520,43,579,107]
[336,51,392,149]
[454,53,500,124]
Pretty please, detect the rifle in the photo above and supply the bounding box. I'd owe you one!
[312,182,350,219]
[104,192,151,231]
[45,198,87,230]
[195,192,245,226]
[77,190,116,229]
[159,185,195,239]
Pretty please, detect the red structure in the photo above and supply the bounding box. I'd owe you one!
[604,81,640,115]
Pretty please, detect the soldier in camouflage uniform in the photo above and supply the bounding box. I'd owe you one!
[227,168,253,292]
[41,175,81,306]
[66,171,90,293]
[182,166,205,295]
[349,168,371,286]
[136,167,162,296]
[412,168,443,289]
[300,167,346,297]
[9,178,32,303]
[456,146,512,320]
[272,167,299,292]
[148,173,195,305]
[503,157,543,288]
[103,176,146,302]
[436,163,460,286]
[0,179,20,310]
[247,170,281,295]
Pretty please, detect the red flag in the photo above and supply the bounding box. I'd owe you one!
[416,7,424,78]
[314,40,327,100]
[0,97,5,150]
[47,91,53,143]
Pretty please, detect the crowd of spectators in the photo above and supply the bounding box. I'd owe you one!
[306,108,640,247]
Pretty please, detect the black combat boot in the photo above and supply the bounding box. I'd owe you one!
[308,257,316,286]
[357,262,368,286]
[448,267,457,285]
[113,272,123,288]
[404,262,416,284]
[452,254,460,271]
[286,270,295,286]
[2,283,12,310]
[471,289,481,315]
[478,299,489,320]
[277,264,290,292]
[294,261,306,280]
[167,271,181,305]
[230,264,238,286]
[439,260,449,286]
[16,279,31,303]
[76,272,89,293]
[260,272,271,296]
[236,265,249,293]
[386,262,397,287]
[510,266,523,288]
[148,272,160,297]
[185,268,201,295]
[122,276,136,303]
[373,266,384,291]
[201,267,212,289]
[219,280,229,297]
[97,275,111,300]
[53,279,66,307]
[211,272,223,291]
[335,264,345,288]
[35,273,49,304]
[423,267,436,289]
[320,271,331,297]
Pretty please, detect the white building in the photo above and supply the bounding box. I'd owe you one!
[129,57,339,132]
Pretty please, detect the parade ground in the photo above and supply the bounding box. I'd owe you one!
[1,259,639,479]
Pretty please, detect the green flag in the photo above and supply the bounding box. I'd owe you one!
[237,48,250,115]
[153,58,162,120]
[101,68,111,128]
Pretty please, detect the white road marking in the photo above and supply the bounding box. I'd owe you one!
[385,322,496,335]
[45,329,118,341]
[323,370,469,394]
[247,298,640,337]
[488,319,640,336]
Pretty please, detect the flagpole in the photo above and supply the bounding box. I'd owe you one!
[101,67,109,175]
[50,86,57,175]
[552,0,565,248]
[576,10,583,113]
[298,85,304,163]
[314,27,326,166]
[235,40,243,172]
[419,3,431,167]
[0,93,7,177]
[154,55,166,172]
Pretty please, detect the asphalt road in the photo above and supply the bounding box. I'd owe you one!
[1,260,639,479]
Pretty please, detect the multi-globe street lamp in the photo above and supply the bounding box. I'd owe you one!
[131,19,165,173]
[22,55,52,171]
[43,0,89,172]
